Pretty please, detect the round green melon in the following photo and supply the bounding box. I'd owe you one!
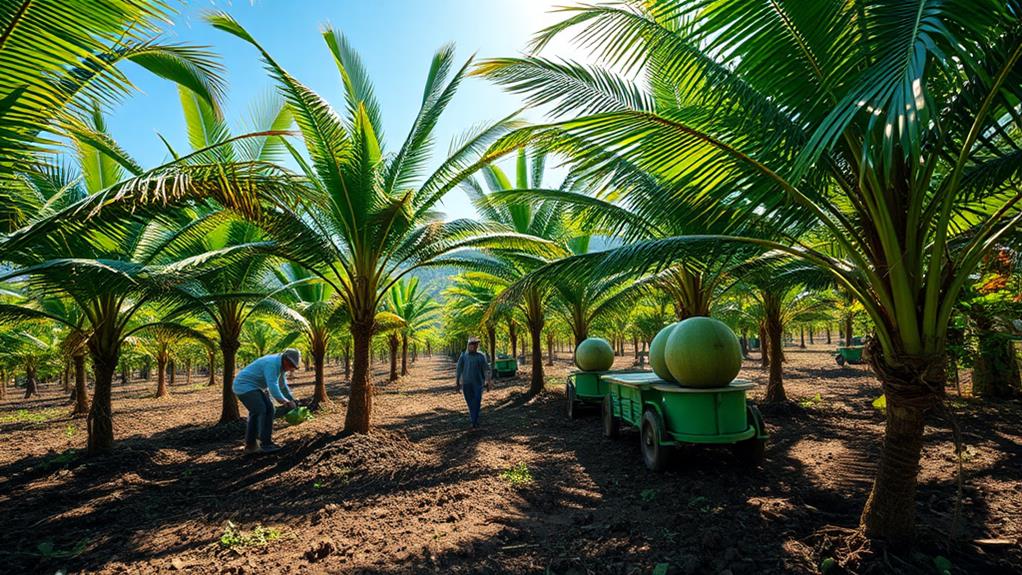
[648,322,678,382]
[575,337,614,371]
[664,317,742,388]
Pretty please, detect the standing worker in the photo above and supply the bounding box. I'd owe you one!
[233,348,301,453]
[455,336,490,429]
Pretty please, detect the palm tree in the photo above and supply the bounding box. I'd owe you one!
[385,278,441,378]
[141,87,294,423]
[131,318,213,398]
[0,111,289,454]
[464,150,574,395]
[208,13,545,432]
[479,0,1022,541]
[1,0,225,239]
[271,263,348,408]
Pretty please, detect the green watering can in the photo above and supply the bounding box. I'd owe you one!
[284,406,313,426]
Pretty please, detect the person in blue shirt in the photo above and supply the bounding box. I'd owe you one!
[233,348,300,453]
[455,336,490,429]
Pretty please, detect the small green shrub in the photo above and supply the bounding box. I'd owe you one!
[218,521,282,549]
[64,424,77,440]
[499,463,533,486]
[0,408,63,424]
[36,539,88,558]
[640,488,657,502]
[798,393,824,409]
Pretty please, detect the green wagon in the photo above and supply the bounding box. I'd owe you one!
[565,369,645,419]
[834,345,865,366]
[492,355,517,378]
[599,372,767,471]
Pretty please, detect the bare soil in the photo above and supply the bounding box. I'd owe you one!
[1,346,1020,574]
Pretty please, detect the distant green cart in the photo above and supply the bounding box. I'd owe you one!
[492,355,518,378]
[566,369,645,420]
[834,345,865,366]
[599,372,767,471]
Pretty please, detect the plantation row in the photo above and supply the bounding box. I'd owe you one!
[2,0,1021,548]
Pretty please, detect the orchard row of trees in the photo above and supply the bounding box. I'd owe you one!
[1,0,1020,546]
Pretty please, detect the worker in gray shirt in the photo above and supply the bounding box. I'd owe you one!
[455,336,490,429]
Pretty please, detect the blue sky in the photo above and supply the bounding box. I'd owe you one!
[108,0,586,221]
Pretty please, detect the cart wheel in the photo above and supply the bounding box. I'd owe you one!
[835,354,845,366]
[601,395,619,439]
[734,405,767,467]
[640,409,671,472]
[567,382,578,420]
[732,437,766,467]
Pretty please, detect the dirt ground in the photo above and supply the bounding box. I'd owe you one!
[1,345,1020,574]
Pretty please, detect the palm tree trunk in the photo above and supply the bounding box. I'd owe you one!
[343,340,351,380]
[72,354,89,416]
[859,348,942,545]
[826,325,832,345]
[527,304,545,396]
[487,325,496,374]
[86,335,118,454]
[23,364,38,398]
[141,356,151,381]
[62,360,71,393]
[401,333,409,376]
[509,321,517,359]
[311,337,329,408]
[218,337,241,424]
[0,369,5,400]
[344,319,375,433]
[546,331,555,365]
[799,326,806,349]
[764,299,786,403]
[759,322,769,369]
[388,333,399,382]
[972,324,1021,397]
[185,358,192,386]
[206,350,216,387]
[845,315,854,347]
[155,353,169,398]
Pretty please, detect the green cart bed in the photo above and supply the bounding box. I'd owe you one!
[599,372,767,471]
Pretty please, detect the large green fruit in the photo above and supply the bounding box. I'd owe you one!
[575,337,615,371]
[649,322,678,382]
[665,317,742,388]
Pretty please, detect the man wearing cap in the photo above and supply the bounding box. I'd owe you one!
[233,348,301,453]
[455,336,490,429]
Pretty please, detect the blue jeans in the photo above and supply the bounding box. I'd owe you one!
[238,390,274,445]
[462,381,483,426]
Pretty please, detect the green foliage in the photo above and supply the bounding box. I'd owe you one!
[36,538,88,559]
[798,393,824,409]
[0,408,63,424]
[218,521,282,549]
[640,488,657,502]
[871,395,887,413]
[499,462,533,486]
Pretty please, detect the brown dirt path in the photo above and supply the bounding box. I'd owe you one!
[0,347,1020,574]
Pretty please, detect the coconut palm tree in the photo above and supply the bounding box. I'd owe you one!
[463,150,575,395]
[385,278,441,378]
[478,0,1022,540]
[271,263,348,408]
[131,317,213,398]
[0,110,293,454]
[208,13,549,431]
[140,88,294,423]
[0,0,226,239]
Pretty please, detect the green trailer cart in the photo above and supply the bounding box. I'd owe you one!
[566,369,645,419]
[599,372,767,471]
[834,345,865,366]
[492,355,518,378]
